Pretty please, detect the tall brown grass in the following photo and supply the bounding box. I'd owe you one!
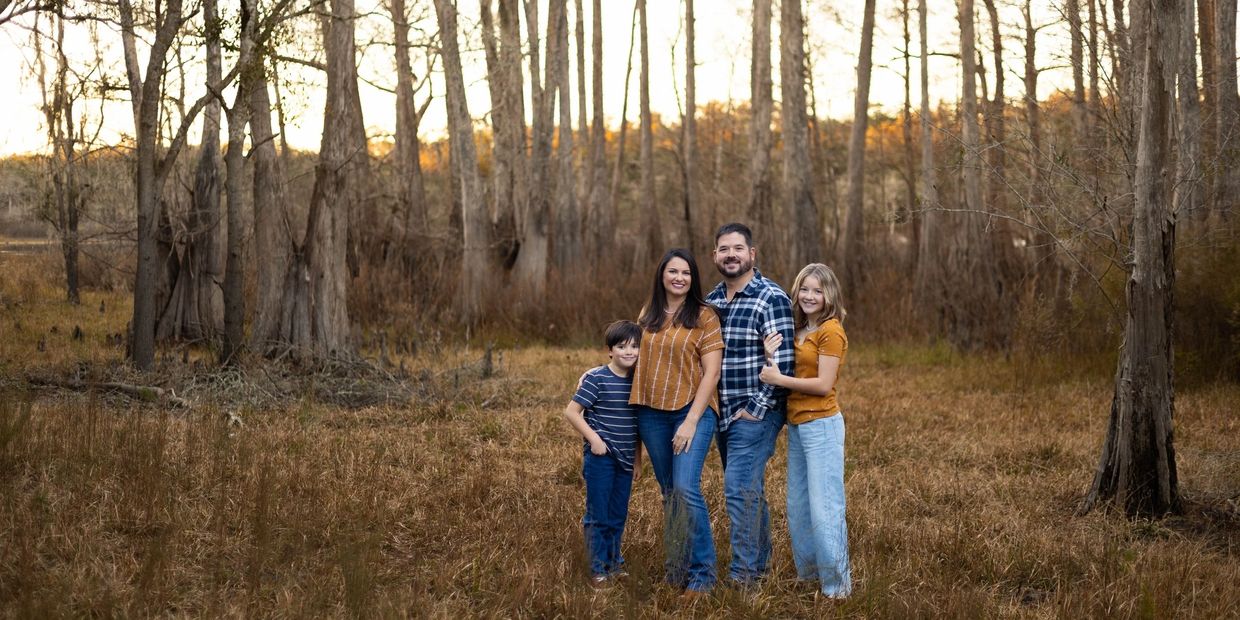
[2,337,1237,617]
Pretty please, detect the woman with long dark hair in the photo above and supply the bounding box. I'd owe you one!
[629,248,724,596]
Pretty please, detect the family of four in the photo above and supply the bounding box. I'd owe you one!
[562,222,851,599]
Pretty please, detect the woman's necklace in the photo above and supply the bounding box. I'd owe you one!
[664,306,681,314]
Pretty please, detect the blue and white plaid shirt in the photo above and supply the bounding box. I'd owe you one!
[706,268,796,432]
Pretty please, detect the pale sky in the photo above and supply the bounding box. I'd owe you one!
[0,0,1078,156]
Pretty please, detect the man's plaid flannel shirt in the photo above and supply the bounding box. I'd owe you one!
[706,268,796,432]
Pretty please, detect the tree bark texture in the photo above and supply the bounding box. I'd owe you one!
[1177,0,1205,221]
[838,0,875,291]
[159,0,225,344]
[220,0,256,364]
[436,0,489,323]
[781,0,818,274]
[249,67,293,351]
[394,0,429,241]
[1213,0,1239,216]
[585,0,611,262]
[948,0,1002,350]
[748,0,776,258]
[36,13,84,306]
[1069,0,1089,138]
[636,0,660,269]
[982,0,1007,215]
[913,0,942,310]
[683,0,698,258]
[551,0,581,274]
[121,0,186,371]
[1083,0,1179,518]
[606,2,638,248]
[480,0,525,267]
[266,0,363,356]
[901,0,917,274]
[513,0,551,300]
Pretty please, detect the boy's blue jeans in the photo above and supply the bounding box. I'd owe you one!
[717,411,784,585]
[582,451,634,577]
[637,405,717,592]
[786,414,851,596]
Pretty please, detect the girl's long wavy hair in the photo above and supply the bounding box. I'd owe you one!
[791,263,847,329]
[638,248,714,332]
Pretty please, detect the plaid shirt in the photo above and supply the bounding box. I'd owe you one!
[706,268,795,432]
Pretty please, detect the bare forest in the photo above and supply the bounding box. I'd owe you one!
[1,0,1238,615]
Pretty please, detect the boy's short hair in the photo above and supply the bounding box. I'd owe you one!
[605,320,642,349]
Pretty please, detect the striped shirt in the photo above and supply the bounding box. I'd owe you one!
[706,268,796,431]
[629,306,725,413]
[573,366,639,471]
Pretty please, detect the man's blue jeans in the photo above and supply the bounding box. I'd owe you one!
[637,405,718,592]
[717,412,783,584]
[786,414,851,596]
[582,451,633,577]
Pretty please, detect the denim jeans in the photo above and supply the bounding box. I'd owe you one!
[717,411,783,584]
[786,414,851,597]
[582,451,634,577]
[637,404,718,592]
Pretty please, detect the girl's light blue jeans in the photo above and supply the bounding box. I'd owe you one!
[786,413,852,597]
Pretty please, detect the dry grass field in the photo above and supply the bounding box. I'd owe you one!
[2,253,1239,618]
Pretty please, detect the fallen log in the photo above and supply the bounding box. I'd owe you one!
[26,376,191,409]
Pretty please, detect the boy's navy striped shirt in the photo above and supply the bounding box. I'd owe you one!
[572,366,638,471]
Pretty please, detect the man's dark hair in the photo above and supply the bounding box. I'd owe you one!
[714,222,754,247]
[605,320,642,349]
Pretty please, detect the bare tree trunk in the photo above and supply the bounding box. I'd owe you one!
[480,0,523,267]
[981,0,1007,217]
[266,0,363,356]
[838,0,875,290]
[782,0,818,272]
[34,12,84,305]
[575,0,588,206]
[683,0,698,258]
[437,0,489,323]
[607,2,637,236]
[1089,0,1102,119]
[901,0,917,274]
[395,0,429,240]
[1082,0,1179,518]
[552,0,581,274]
[159,0,224,344]
[635,0,659,268]
[1200,0,1217,125]
[1178,0,1205,222]
[1214,0,1239,217]
[748,0,776,255]
[585,0,611,262]
[120,0,186,370]
[913,0,941,310]
[949,0,1001,350]
[219,0,256,365]
[513,0,551,300]
[1024,0,1054,299]
[249,68,292,350]
[1069,0,1088,138]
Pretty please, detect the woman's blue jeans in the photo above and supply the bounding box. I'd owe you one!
[582,452,633,577]
[637,404,717,592]
[786,413,851,597]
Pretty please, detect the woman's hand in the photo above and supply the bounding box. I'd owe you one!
[672,421,696,455]
[589,437,609,455]
[763,332,784,365]
[759,363,785,386]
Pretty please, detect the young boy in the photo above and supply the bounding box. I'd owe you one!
[563,320,643,586]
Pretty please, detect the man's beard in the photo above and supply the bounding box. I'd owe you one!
[716,256,753,278]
